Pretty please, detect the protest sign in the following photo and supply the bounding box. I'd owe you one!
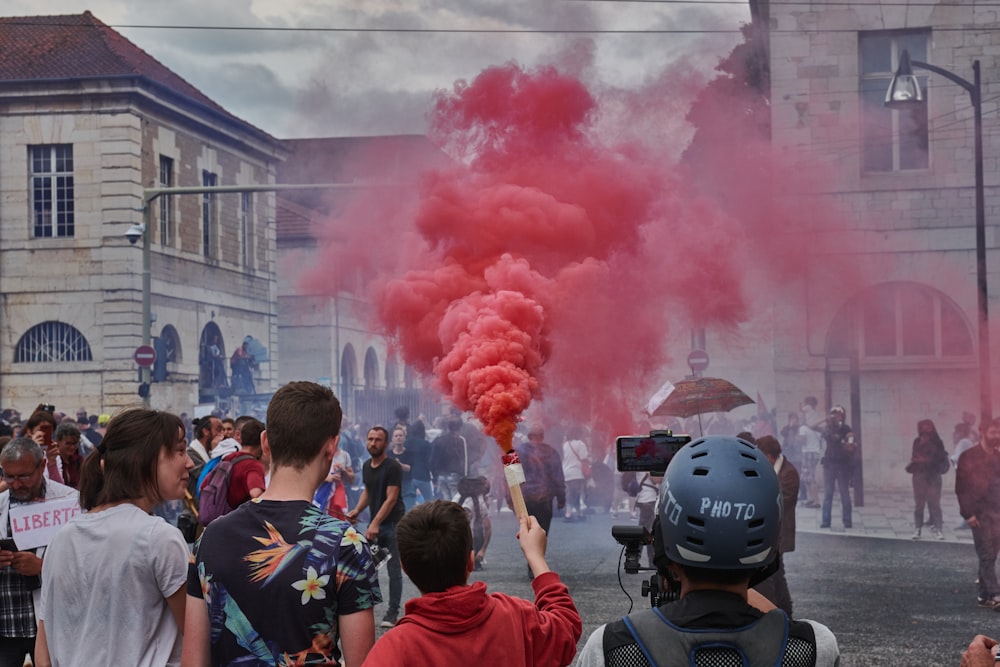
[8,495,81,550]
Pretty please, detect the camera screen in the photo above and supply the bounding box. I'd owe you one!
[616,432,691,474]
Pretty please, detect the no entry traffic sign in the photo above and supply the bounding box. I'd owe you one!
[687,349,709,373]
[134,345,156,367]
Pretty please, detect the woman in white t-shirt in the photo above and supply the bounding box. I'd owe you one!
[34,409,193,667]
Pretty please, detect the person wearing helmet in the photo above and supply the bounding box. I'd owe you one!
[820,405,857,529]
[576,436,839,667]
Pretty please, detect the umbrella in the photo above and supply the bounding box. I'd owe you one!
[646,377,755,436]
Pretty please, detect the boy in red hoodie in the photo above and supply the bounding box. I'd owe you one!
[362,500,582,667]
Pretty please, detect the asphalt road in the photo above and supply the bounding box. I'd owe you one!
[374,509,992,667]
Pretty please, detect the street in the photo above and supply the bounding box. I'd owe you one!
[374,508,991,667]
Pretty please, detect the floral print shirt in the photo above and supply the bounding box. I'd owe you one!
[188,499,381,665]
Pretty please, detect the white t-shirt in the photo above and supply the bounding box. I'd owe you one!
[328,448,352,494]
[562,439,588,481]
[39,503,189,667]
[635,474,661,504]
[799,423,822,454]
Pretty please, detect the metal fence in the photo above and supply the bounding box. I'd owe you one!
[349,386,447,432]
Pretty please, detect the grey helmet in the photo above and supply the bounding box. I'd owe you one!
[657,436,781,570]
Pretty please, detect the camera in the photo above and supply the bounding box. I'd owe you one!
[370,542,392,570]
[612,524,649,574]
[610,430,691,608]
[616,429,691,475]
[125,223,145,245]
[611,522,679,607]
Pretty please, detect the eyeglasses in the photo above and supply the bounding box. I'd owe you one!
[2,472,36,483]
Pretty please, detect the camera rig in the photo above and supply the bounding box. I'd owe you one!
[611,523,678,607]
[610,430,692,608]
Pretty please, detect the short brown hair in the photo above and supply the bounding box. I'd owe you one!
[24,409,56,434]
[755,435,781,459]
[265,382,342,468]
[240,418,265,450]
[396,500,472,593]
[78,409,184,511]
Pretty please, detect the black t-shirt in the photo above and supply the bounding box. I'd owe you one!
[363,458,405,524]
[403,437,432,482]
[822,422,855,463]
[188,499,381,665]
[389,449,414,483]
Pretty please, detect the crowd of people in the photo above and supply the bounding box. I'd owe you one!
[1,389,999,665]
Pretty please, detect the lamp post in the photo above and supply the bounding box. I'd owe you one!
[133,182,381,409]
[886,49,992,427]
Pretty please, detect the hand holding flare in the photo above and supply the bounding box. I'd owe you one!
[495,426,528,519]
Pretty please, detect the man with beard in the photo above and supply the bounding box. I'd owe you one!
[956,418,1000,608]
[0,438,75,665]
[348,426,406,628]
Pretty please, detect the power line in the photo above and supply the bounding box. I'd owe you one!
[6,17,1000,35]
[98,22,1000,35]
[1,19,741,34]
[568,0,1000,5]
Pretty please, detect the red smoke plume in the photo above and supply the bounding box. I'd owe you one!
[298,60,757,447]
[296,39,875,449]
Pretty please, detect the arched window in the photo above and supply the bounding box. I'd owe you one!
[14,321,92,363]
[341,344,358,393]
[826,282,974,360]
[159,325,181,363]
[364,347,380,389]
[198,323,227,396]
[385,350,399,388]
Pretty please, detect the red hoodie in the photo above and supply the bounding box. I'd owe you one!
[362,571,581,667]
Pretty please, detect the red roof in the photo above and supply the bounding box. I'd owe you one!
[0,11,266,137]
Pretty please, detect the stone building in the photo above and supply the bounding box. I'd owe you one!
[758,1,998,488]
[0,12,286,416]
[275,135,450,424]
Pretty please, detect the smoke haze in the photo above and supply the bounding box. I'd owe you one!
[298,43,875,450]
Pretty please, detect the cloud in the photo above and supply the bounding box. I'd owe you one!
[15,0,751,137]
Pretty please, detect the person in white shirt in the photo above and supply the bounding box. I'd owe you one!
[35,409,192,667]
[633,472,661,567]
[798,396,823,508]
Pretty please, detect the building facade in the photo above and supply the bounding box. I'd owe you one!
[762,1,998,488]
[0,12,286,416]
[275,135,450,424]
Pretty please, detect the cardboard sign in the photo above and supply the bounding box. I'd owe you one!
[8,495,81,551]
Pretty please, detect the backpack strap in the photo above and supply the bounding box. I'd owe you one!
[219,454,255,488]
[622,607,790,667]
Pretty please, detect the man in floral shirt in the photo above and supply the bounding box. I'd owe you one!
[183,382,381,666]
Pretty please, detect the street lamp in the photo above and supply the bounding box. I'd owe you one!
[122,221,153,407]
[885,49,992,428]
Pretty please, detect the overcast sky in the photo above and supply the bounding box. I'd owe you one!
[10,1,750,139]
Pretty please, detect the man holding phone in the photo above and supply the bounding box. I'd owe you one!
[0,438,76,666]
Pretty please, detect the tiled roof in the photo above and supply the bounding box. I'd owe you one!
[276,197,323,243]
[0,11,264,136]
